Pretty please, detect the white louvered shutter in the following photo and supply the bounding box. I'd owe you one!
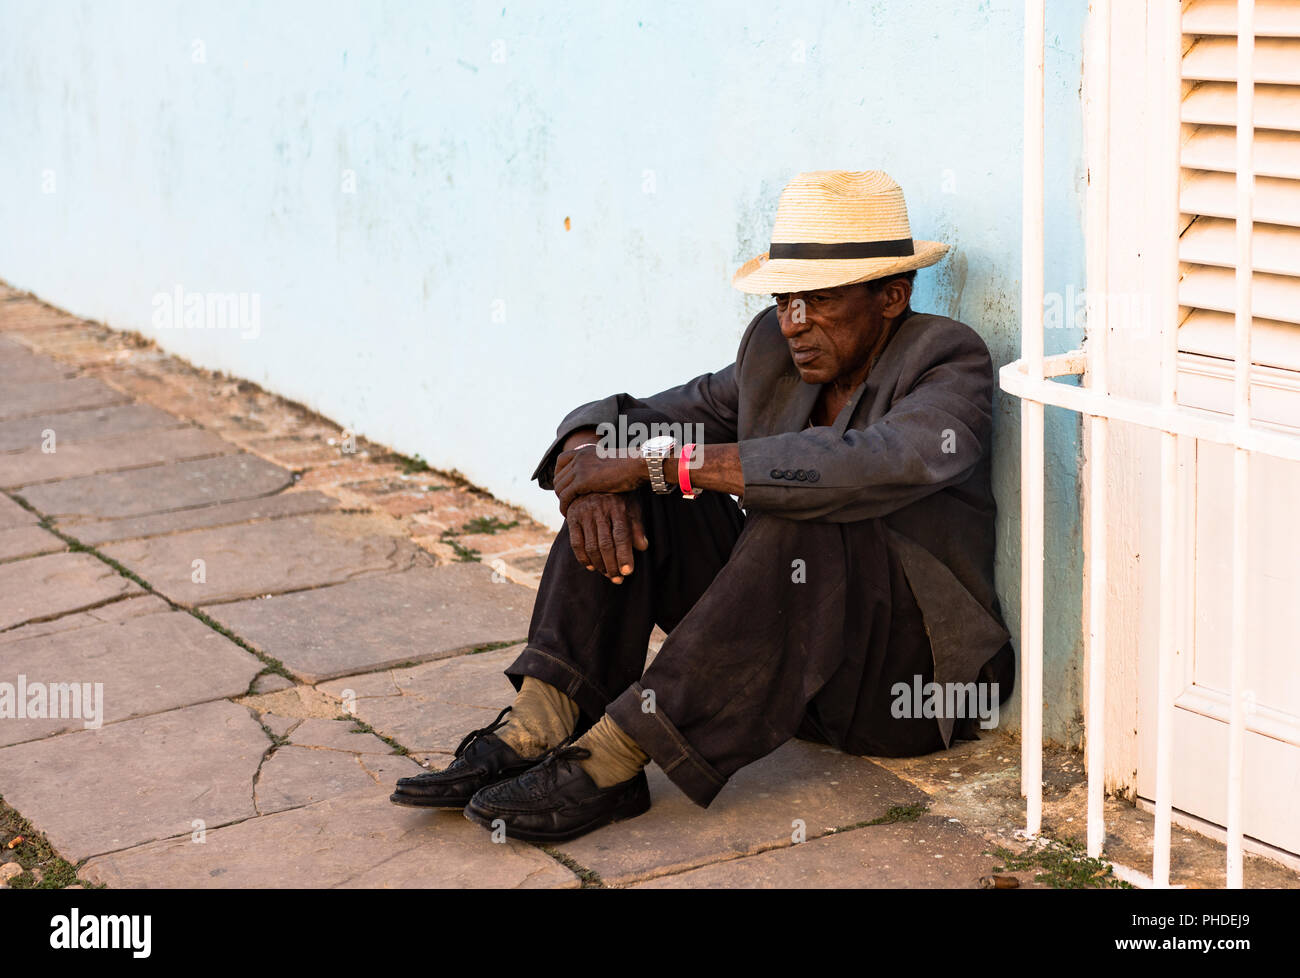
[1178,0,1300,416]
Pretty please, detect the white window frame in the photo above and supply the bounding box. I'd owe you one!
[1005,0,1300,888]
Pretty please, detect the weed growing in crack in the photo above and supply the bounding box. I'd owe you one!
[988,836,1133,889]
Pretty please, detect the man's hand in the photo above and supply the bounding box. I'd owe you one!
[554,445,644,515]
[565,492,648,584]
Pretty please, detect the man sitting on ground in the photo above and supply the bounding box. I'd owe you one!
[391,169,1015,843]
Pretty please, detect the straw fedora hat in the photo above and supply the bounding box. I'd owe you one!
[732,170,948,294]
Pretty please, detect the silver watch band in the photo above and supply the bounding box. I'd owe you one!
[646,453,669,493]
[642,436,675,493]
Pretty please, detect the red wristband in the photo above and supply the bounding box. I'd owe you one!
[678,443,701,499]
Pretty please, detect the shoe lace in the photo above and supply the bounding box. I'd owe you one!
[511,743,591,800]
[452,705,514,760]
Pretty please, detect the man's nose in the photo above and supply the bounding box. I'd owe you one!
[778,302,808,338]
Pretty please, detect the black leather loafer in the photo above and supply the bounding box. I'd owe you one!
[390,706,537,809]
[464,745,651,842]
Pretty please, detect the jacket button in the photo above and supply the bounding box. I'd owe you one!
[795,469,807,481]
[770,468,782,479]
[782,469,796,480]
[807,470,820,482]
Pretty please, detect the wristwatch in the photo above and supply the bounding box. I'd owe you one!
[641,435,676,493]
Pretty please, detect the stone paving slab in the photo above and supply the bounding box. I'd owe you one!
[104,512,434,608]
[17,452,293,520]
[0,524,63,561]
[249,673,295,695]
[320,646,522,755]
[64,489,337,545]
[0,611,263,746]
[237,683,345,721]
[0,700,268,862]
[0,351,74,384]
[207,565,533,683]
[0,493,37,528]
[0,425,233,488]
[263,713,299,739]
[0,551,143,630]
[0,323,102,356]
[632,814,1005,888]
[255,746,424,813]
[0,403,183,453]
[241,435,342,467]
[556,739,930,886]
[280,717,399,754]
[79,785,578,888]
[0,377,128,422]
[0,594,170,645]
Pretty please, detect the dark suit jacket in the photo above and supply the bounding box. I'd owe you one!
[532,305,1013,745]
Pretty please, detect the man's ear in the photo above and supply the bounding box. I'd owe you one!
[880,278,912,319]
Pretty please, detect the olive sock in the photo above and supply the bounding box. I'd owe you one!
[496,676,580,759]
[575,714,650,788]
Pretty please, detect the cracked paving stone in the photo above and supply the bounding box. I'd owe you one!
[64,489,337,545]
[102,511,434,607]
[16,452,293,521]
[284,718,398,753]
[261,713,300,739]
[0,425,235,488]
[319,645,522,754]
[206,564,532,682]
[0,524,63,561]
[0,700,268,862]
[237,684,342,720]
[0,610,263,746]
[632,814,1007,888]
[556,740,930,887]
[80,785,578,888]
[0,377,129,422]
[0,594,170,645]
[255,746,424,813]
[0,551,143,630]
[249,673,295,695]
[0,402,183,453]
[0,494,37,528]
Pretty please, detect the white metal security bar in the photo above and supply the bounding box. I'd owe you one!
[1003,0,1288,888]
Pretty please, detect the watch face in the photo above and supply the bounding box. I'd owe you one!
[642,435,675,455]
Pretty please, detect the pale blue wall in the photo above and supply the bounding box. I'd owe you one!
[0,0,1087,742]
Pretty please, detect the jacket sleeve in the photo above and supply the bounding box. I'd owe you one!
[529,310,765,490]
[736,327,994,522]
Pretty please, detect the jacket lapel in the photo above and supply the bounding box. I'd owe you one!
[774,368,822,432]
[832,379,869,435]
[834,310,917,434]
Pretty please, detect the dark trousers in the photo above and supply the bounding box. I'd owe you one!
[504,481,947,808]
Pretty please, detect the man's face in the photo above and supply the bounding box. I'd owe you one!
[771,282,897,385]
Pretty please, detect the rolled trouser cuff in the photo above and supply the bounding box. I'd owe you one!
[504,645,614,726]
[606,681,728,808]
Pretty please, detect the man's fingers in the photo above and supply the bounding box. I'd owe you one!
[582,512,605,573]
[594,514,621,582]
[611,512,634,577]
[554,466,573,504]
[555,470,580,515]
[568,514,594,571]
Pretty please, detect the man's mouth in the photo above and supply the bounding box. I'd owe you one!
[791,347,820,365]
